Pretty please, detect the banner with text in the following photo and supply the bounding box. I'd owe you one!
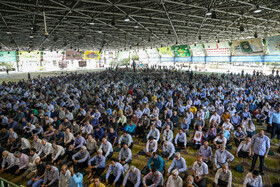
[158,47,173,57]
[171,45,191,57]
[85,51,100,60]
[19,51,41,62]
[65,51,84,60]
[266,35,280,55]
[204,42,230,56]
[190,44,205,56]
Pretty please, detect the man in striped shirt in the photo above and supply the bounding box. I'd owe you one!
[142,167,163,187]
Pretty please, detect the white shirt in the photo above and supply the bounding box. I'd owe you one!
[237,141,251,153]
[192,161,209,177]
[243,173,263,187]
[166,175,183,187]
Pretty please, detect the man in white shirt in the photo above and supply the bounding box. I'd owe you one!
[38,139,53,161]
[192,156,208,187]
[243,170,263,187]
[222,119,234,131]
[52,143,65,164]
[59,165,71,187]
[236,137,251,158]
[162,141,175,160]
[144,137,158,156]
[213,133,227,149]
[214,164,232,187]
[163,125,173,142]
[210,112,221,124]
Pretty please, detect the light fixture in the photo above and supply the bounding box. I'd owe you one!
[240,25,245,32]
[211,11,217,19]
[6,32,12,34]
[30,36,34,39]
[111,18,116,26]
[89,22,94,25]
[206,8,212,16]
[124,15,130,22]
[254,31,258,38]
[254,5,262,13]
[134,25,139,29]
[199,35,202,40]
[97,30,102,34]
[168,30,171,34]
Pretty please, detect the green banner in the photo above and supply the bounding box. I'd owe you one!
[0,51,17,62]
[171,45,191,57]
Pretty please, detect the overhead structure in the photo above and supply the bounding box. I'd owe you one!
[0,0,279,51]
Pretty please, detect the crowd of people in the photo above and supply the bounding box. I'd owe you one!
[0,68,280,187]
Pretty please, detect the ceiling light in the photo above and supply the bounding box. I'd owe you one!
[97,30,102,34]
[168,30,171,34]
[124,15,130,22]
[6,32,12,34]
[134,25,139,29]
[199,35,202,40]
[254,31,258,38]
[89,22,95,25]
[111,18,116,26]
[254,6,262,13]
[30,36,34,39]
[240,25,245,32]
[206,8,212,16]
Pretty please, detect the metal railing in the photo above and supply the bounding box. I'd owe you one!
[0,177,24,187]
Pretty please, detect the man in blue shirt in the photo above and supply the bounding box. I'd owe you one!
[69,166,83,187]
[106,158,124,186]
[147,152,165,174]
[250,130,270,175]
[167,152,187,179]
[269,107,280,146]
[87,149,106,179]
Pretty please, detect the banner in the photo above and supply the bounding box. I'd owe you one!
[78,61,87,67]
[231,56,263,62]
[158,47,173,57]
[189,44,205,56]
[231,38,263,56]
[146,48,160,58]
[19,51,41,62]
[43,51,63,61]
[204,42,230,56]
[0,51,17,62]
[65,51,83,60]
[58,61,67,68]
[85,51,100,59]
[266,35,280,55]
[206,56,230,62]
[171,45,191,57]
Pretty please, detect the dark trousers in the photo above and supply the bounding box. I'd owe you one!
[238,150,249,158]
[196,177,207,187]
[90,162,105,176]
[176,141,185,149]
[251,153,264,173]
[5,165,26,175]
[103,151,113,158]
[161,152,174,160]
[41,154,52,162]
[145,179,163,187]
[125,180,138,187]
[108,174,123,185]
[234,138,244,147]
[271,123,280,139]
[45,180,59,187]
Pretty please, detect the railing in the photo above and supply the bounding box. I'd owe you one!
[0,177,24,187]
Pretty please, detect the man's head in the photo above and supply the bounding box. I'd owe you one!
[81,146,87,152]
[246,137,251,143]
[175,152,181,160]
[30,148,36,156]
[130,166,136,173]
[42,139,46,145]
[203,141,208,148]
[109,127,114,133]
[123,143,128,149]
[187,175,194,184]
[172,169,179,179]
[222,164,228,173]
[152,152,158,159]
[151,166,158,175]
[2,151,8,158]
[46,162,52,170]
[97,149,102,157]
[52,143,57,149]
[102,138,107,144]
[220,133,224,138]
[252,170,259,179]
[61,165,68,175]
[197,156,203,166]
[258,130,264,138]
[92,177,101,186]
[220,145,225,152]
[35,158,41,165]
[148,136,154,142]
[110,158,117,167]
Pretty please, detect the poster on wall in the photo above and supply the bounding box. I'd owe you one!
[43,51,63,61]
[189,44,205,56]
[78,61,87,67]
[231,38,263,56]
[0,51,17,62]
[204,42,230,56]
[266,35,280,55]
[65,51,83,60]
[19,51,41,62]
[84,51,100,59]
[171,45,191,57]
[158,47,173,57]
[58,61,67,68]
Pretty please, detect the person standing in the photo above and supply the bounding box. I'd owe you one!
[269,107,280,151]
[250,130,270,175]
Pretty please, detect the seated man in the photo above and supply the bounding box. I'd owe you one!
[119,143,132,165]
[167,152,187,179]
[192,156,208,187]
[53,130,64,146]
[122,166,141,187]
[87,149,106,179]
[166,169,183,187]
[59,144,75,166]
[22,148,40,180]
[181,117,190,135]
[72,146,90,168]
[107,127,118,147]
[243,170,263,187]
[236,137,251,158]
[171,111,179,127]
[162,141,175,160]
[214,164,232,187]
[51,143,65,165]
[100,138,113,158]
[213,132,227,149]
[146,152,164,174]
[106,158,124,186]
[73,132,86,152]
[12,151,29,175]
[92,126,105,143]
[86,134,98,155]
[146,125,160,142]
[38,139,53,161]
[233,126,246,147]
[41,162,59,187]
[125,121,136,135]
[142,167,163,187]
[27,158,45,187]
[163,125,173,142]
[174,129,187,149]
[214,145,234,170]
[140,136,157,157]
[256,111,267,126]
[198,141,213,168]
[118,131,133,148]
